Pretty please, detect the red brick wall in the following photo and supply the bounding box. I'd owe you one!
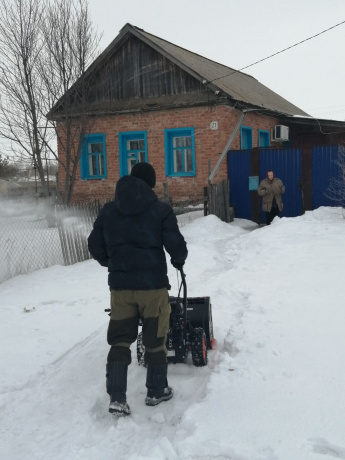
[57,105,280,202]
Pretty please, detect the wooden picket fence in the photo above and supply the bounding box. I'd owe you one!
[54,186,232,268]
[55,201,103,266]
[206,179,231,223]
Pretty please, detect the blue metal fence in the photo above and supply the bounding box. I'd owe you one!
[312,145,340,208]
[228,145,342,222]
[228,148,302,222]
[259,148,302,219]
[228,149,252,219]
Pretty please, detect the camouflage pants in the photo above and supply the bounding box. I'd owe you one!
[107,288,171,365]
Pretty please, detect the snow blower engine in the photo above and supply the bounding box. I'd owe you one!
[137,268,214,367]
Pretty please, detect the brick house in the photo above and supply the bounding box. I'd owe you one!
[48,23,323,204]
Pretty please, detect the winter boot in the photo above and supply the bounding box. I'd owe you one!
[145,364,173,406]
[106,362,131,416]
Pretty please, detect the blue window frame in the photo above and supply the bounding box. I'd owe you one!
[258,129,270,148]
[80,133,107,179]
[240,126,253,149]
[119,131,148,176]
[165,127,196,177]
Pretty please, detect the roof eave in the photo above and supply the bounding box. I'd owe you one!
[280,115,345,129]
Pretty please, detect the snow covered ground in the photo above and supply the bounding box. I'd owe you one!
[1,207,345,460]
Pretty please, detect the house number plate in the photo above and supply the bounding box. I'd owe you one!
[210,121,218,130]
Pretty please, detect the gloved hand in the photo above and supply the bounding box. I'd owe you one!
[171,258,185,270]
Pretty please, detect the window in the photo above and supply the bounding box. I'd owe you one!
[240,126,253,149]
[119,131,147,176]
[258,129,270,148]
[165,128,195,177]
[80,133,107,179]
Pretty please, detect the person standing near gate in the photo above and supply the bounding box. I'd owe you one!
[258,169,285,225]
[88,162,188,416]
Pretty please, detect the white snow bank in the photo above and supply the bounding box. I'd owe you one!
[1,207,345,459]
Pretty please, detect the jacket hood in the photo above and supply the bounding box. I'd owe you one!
[114,175,158,215]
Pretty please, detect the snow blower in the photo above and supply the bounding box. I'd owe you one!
[137,268,214,367]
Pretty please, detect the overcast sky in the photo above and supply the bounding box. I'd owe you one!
[87,0,345,121]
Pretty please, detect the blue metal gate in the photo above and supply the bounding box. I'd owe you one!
[227,149,252,219]
[259,148,302,220]
[228,148,302,222]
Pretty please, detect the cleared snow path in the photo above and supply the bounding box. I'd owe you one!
[1,210,345,459]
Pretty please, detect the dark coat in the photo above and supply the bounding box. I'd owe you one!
[88,175,188,290]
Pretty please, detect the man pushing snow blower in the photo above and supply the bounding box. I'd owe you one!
[88,162,188,416]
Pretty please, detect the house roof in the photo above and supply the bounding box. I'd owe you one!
[48,23,309,118]
[132,25,309,117]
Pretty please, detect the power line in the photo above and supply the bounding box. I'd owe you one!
[208,19,345,84]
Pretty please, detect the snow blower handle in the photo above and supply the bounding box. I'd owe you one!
[178,268,188,346]
[179,267,187,301]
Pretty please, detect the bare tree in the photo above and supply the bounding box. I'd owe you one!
[0,0,51,196]
[42,0,101,204]
[0,0,101,203]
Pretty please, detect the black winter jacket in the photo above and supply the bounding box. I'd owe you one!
[88,175,188,290]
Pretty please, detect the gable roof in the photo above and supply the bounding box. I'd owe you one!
[48,23,309,118]
[133,25,308,117]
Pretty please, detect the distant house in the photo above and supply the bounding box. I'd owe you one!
[48,23,345,207]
